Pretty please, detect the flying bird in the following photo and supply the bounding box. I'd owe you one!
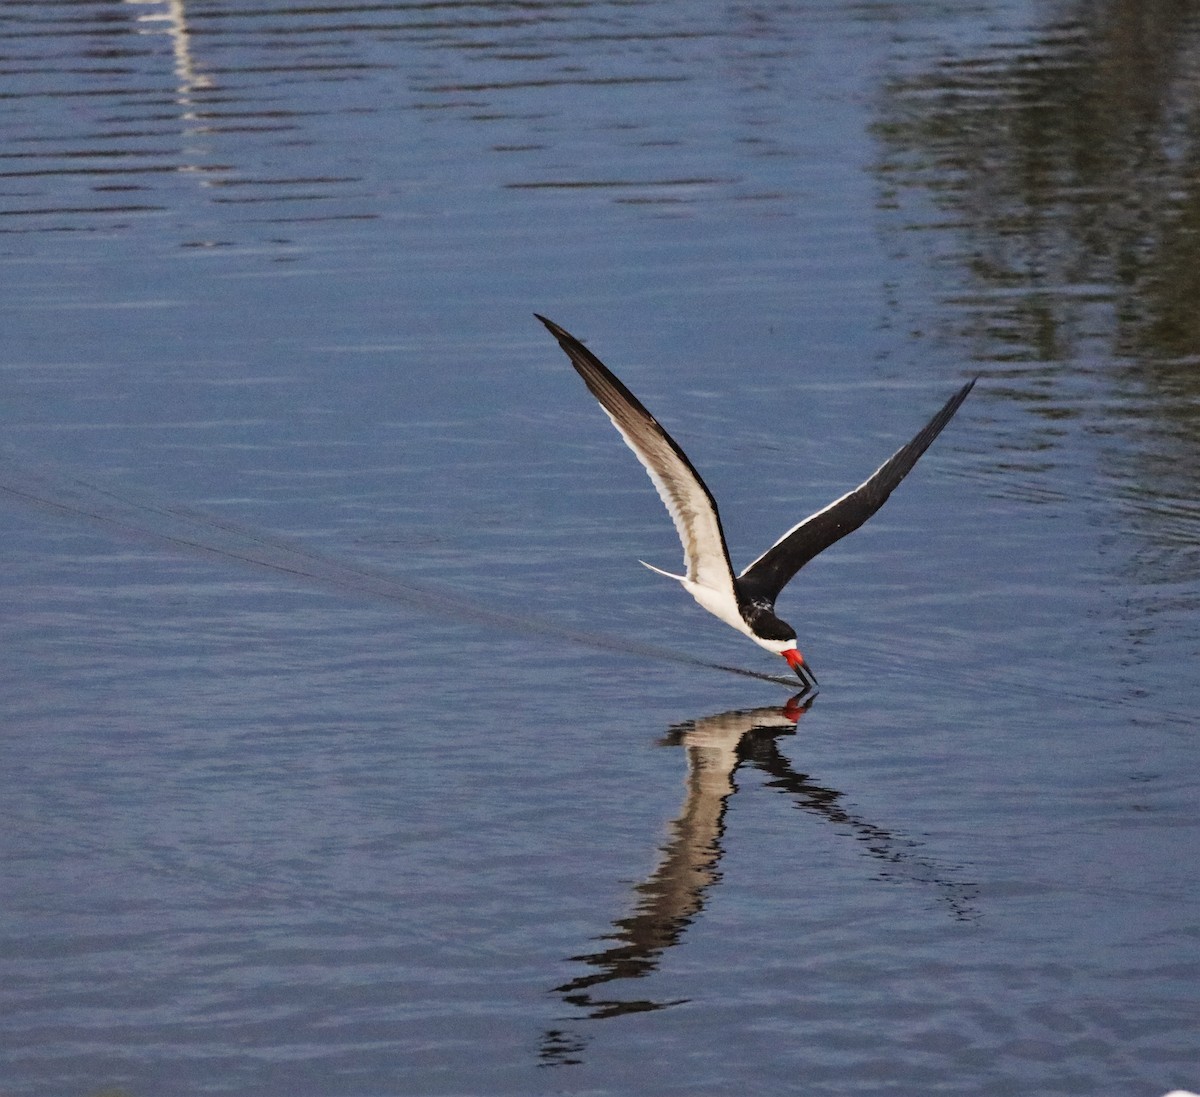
[538,314,974,686]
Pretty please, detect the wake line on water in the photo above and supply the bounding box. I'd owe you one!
[0,456,801,690]
[4,457,1190,724]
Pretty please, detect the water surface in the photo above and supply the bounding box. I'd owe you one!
[1,2,1197,1095]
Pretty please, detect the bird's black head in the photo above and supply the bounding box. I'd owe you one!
[742,599,816,686]
[742,600,796,643]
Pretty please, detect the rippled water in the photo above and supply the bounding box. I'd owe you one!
[2,2,1197,1095]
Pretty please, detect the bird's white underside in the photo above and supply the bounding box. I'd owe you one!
[599,403,803,656]
[639,563,795,655]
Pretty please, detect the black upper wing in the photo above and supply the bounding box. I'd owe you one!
[737,379,976,604]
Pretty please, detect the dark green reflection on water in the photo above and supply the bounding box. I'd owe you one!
[874,0,1200,601]
[877,2,1200,359]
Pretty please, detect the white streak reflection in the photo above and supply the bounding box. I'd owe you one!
[126,0,215,101]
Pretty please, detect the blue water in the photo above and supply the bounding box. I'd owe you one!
[1,2,1197,1095]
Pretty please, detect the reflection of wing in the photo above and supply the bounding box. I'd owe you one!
[547,699,979,1038]
[550,702,807,1021]
[740,737,981,922]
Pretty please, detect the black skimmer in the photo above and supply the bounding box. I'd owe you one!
[537,315,975,687]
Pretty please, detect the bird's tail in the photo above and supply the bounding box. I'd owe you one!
[639,559,687,582]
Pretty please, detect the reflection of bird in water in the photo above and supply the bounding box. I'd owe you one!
[538,314,974,687]
[540,695,978,1065]
[543,698,811,1048]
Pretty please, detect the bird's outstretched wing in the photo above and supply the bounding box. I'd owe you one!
[737,379,976,604]
[537,315,737,596]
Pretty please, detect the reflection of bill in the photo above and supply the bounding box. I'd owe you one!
[540,695,978,1064]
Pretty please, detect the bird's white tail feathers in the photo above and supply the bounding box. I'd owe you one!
[640,559,686,582]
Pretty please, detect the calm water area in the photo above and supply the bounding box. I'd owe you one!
[1,1,1198,1094]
